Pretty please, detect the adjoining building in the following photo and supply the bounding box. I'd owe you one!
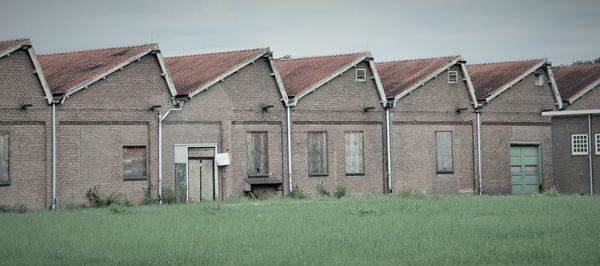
[164,48,289,201]
[276,52,387,196]
[468,59,562,194]
[38,44,177,207]
[377,56,478,193]
[0,38,53,209]
[543,64,600,194]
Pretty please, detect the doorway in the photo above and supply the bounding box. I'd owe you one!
[174,145,218,203]
[510,145,541,194]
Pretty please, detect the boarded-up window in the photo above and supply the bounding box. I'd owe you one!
[247,132,268,176]
[345,132,364,175]
[308,132,328,176]
[123,146,147,180]
[436,131,453,173]
[0,133,9,185]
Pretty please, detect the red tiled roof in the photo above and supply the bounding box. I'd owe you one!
[467,59,545,100]
[553,64,600,101]
[38,44,154,94]
[165,48,268,95]
[376,56,460,99]
[275,53,367,96]
[0,38,28,55]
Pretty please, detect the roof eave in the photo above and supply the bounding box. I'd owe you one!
[567,78,600,106]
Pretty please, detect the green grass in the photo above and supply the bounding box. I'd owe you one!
[1,194,600,265]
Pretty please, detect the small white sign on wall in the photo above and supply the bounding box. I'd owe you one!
[215,153,230,166]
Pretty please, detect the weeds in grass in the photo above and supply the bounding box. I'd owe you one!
[0,204,27,214]
[317,183,330,197]
[544,186,560,197]
[109,204,127,214]
[288,186,307,199]
[86,186,133,208]
[142,183,157,205]
[334,185,347,199]
[350,206,377,216]
[203,205,222,215]
[162,188,177,204]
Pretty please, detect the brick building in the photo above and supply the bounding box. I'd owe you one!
[543,64,600,194]
[377,56,478,193]
[275,52,387,196]
[164,48,289,201]
[0,39,53,209]
[468,59,562,194]
[38,44,177,208]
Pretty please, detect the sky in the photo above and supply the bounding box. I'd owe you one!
[0,0,599,65]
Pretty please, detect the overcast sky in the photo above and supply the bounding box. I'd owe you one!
[0,0,599,64]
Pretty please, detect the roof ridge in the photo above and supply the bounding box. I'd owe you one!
[39,43,155,57]
[278,51,368,61]
[166,47,268,59]
[469,58,545,66]
[376,55,461,65]
[553,63,600,69]
[0,37,29,43]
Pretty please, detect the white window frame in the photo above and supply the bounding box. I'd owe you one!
[355,69,367,82]
[535,73,544,86]
[448,71,458,84]
[572,134,588,155]
[596,134,600,155]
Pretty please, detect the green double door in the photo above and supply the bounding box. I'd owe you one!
[510,146,540,194]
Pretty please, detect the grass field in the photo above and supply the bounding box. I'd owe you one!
[1,194,600,265]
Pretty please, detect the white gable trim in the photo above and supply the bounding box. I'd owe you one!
[484,59,547,103]
[267,53,291,107]
[567,78,600,106]
[367,60,388,107]
[155,51,178,98]
[0,40,29,59]
[459,61,479,109]
[27,47,54,105]
[187,48,270,98]
[545,67,564,110]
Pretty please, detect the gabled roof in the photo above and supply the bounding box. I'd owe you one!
[0,38,53,104]
[376,56,463,99]
[467,59,547,101]
[0,38,30,58]
[553,64,600,104]
[276,52,388,104]
[165,48,271,97]
[38,44,177,100]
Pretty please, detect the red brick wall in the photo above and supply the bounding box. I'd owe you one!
[0,49,51,209]
[164,57,288,198]
[391,64,476,194]
[479,68,557,194]
[55,54,174,207]
[290,61,385,196]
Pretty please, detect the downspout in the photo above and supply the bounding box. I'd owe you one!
[385,104,392,193]
[286,104,293,193]
[476,109,483,195]
[157,103,184,204]
[589,114,594,196]
[51,103,57,209]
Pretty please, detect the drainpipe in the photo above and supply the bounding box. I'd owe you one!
[589,114,594,196]
[157,104,184,204]
[286,104,293,193]
[476,109,483,195]
[385,105,392,193]
[51,103,57,209]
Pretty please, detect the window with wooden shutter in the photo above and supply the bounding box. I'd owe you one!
[345,132,364,175]
[247,132,268,176]
[0,133,9,185]
[436,131,454,173]
[308,132,328,176]
[123,146,147,180]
